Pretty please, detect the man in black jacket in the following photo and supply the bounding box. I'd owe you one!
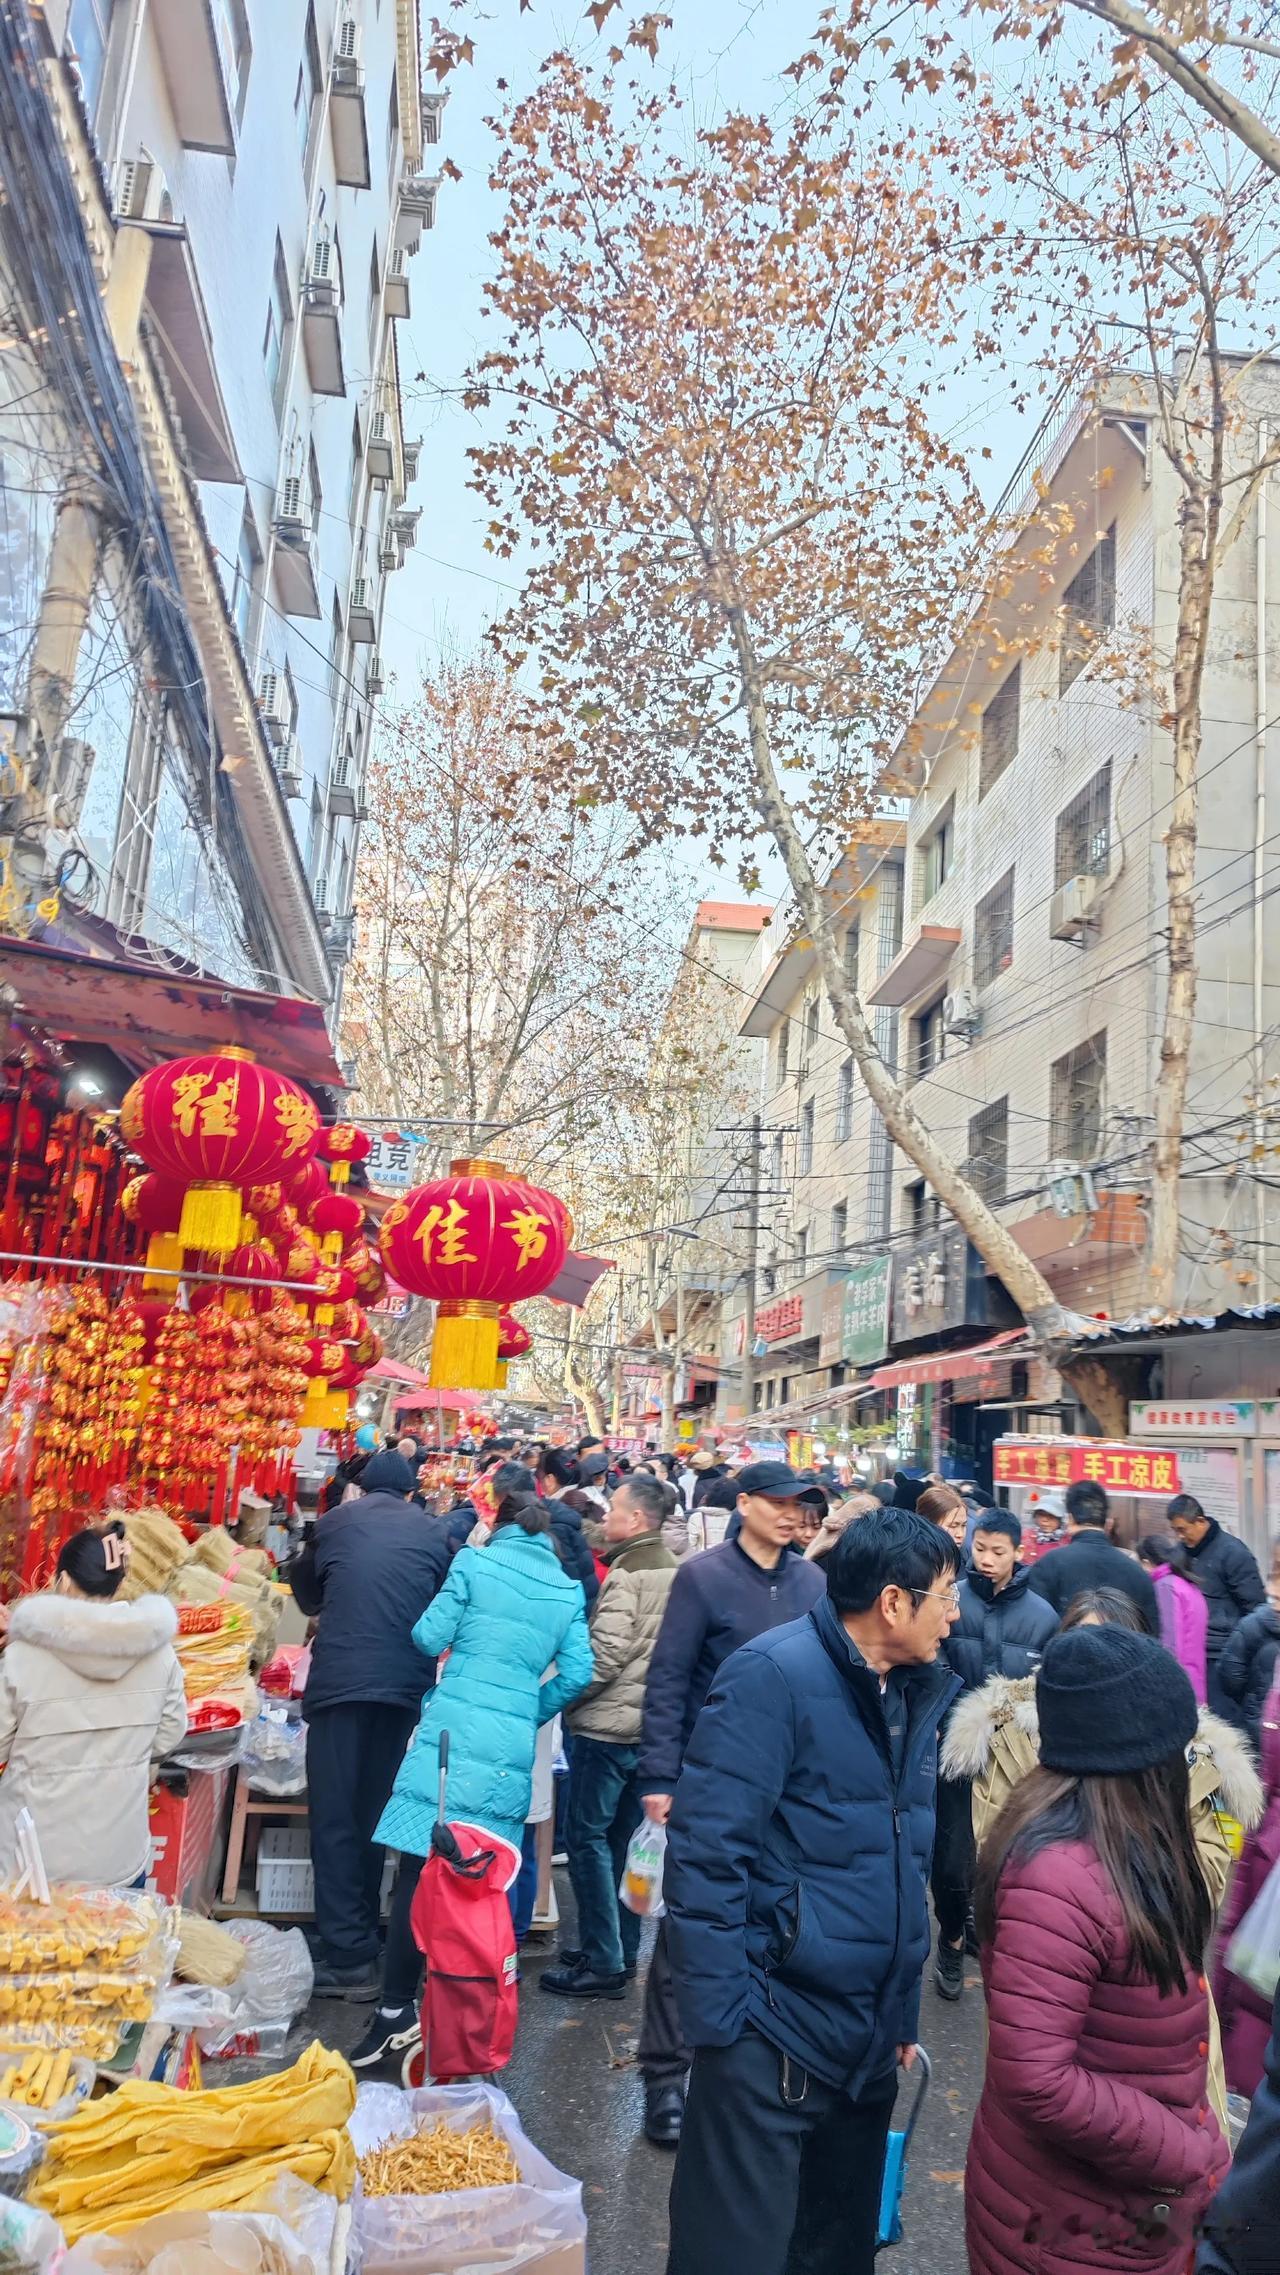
[933,1511,1059,2002]
[1168,1494,1266,1718]
[288,1450,450,1997]
[1197,1978,1280,2273]
[663,1511,960,2275]
[634,1462,826,2147]
[1026,1480,1159,1633]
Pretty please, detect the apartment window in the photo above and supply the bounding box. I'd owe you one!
[799,1097,815,1176]
[1055,762,1112,888]
[306,441,323,531]
[295,3,321,164]
[906,1179,941,1235]
[920,804,954,904]
[281,660,299,741]
[794,1226,808,1271]
[386,76,400,167]
[830,1199,848,1257]
[761,1262,777,1297]
[771,1130,785,1191]
[1059,523,1117,693]
[307,787,324,881]
[908,994,946,1082]
[803,996,819,1062]
[218,0,252,127]
[327,597,346,702]
[979,663,1020,797]
[230,505,261,651]
[974,867,1014,991]
[775,1021,789,1089]
[968,1098,1009,1203]
[263,236,293,417]
[68,0,118,115]
[835,1056,853,1144]
[1051,1033,1107,1161]
[368,240,382,350]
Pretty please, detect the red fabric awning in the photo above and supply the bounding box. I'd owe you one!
[871,1330,1029,1390]
[0,934,344,1087]
[366,1355,433,1387]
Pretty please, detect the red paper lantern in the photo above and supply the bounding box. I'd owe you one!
[497,1312,532,1361]
[120,1172,187,1234]
[351,1324,383,1368]
[317,1123,372,1187]
[378,1157,568,1388]
[120,1051,321,1253]
[311,1192,365,1240]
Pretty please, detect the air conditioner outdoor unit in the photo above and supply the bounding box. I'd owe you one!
[1049,869,1107,942]
[336,16,360,63]
[306,236,339,302]
[943,986,980,1040]
[274,738,303,799]
[117,154,170,224]
[352,578,372,613]
[312,878,332,919]
[366,650,385,695]
[275,477,308,536]
[257,670,291,746]
[1046,1160,1100,1219]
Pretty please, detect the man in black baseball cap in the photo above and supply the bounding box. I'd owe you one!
[633,1457,826,2146]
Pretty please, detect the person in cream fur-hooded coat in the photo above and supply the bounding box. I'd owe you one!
[0,1592,187,1887]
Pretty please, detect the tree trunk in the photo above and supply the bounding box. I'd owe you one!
[726,610,1078,1341]
[658,1359,677,1455]
[1058,1354,1132,1438]
[1150,484,1217,1300]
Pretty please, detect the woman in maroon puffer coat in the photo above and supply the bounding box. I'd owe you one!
[966,1625,1230,2275]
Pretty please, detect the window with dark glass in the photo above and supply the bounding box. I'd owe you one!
[1051,1034,1106,1160]
[979,664,1020,796]
[968,1098,1009,1202]
[1059,525,1116,693]
[1054,762,1112,887]
[974,867,1014,991]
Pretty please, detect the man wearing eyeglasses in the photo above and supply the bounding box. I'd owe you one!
[662,1508,962,2275]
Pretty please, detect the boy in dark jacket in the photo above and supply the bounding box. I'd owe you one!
[288,1450,450,1995]
[635,1462,826,2146]
[1168,1495,1266,1719]
[663,1510,961,2275]
[933,1511,1059,2003]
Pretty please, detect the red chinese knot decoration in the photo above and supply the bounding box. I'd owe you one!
[378,1158,568,1388]
[120,1050,320,1254]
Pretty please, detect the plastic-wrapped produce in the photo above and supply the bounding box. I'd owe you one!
[0,2192,61,2272]
[0,2108,43,2200]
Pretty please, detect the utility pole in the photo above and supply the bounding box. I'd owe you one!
[740,1113,762,1425]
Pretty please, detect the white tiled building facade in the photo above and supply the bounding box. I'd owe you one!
[0,0,437,1004]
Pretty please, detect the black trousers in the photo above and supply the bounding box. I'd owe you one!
[930,1770,975,1947]
[382,1850,428,2007]
[305,1702,417,1968]
[637,1916,690,2087]
[666,2025,896,2275]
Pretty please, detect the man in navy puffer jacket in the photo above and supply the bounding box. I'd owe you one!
[663,1510,961,2275]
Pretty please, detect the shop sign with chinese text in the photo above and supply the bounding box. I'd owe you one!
[994,1437,1183,1497]
[890,1229,989,1346]
[841,1257,892,1367]
[1130,1400,1279,1438]
[366,1131,427,1189]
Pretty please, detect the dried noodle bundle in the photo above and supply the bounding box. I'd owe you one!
[356,2118,518,2197]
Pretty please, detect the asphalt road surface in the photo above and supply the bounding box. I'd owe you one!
[297,1878,985,2274]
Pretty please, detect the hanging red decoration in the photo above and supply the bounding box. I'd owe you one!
[119,1170,189,1283]
[317,1124,372,1188]
[311,1191,364,1240]
[378,1158,568,1389]
[120,1050,320,1254]
[497,1312,532,1362]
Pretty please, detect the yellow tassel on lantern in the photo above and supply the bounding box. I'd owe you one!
[429,1299,502,1389]
[179,1182,242,1254]
[494,1360,509,1389]
[143,1232,184,1292]
[328,1161,352,1186]
[300,1382,350,1430]
[320,1232,342,1264]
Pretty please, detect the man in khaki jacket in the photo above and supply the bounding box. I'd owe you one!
[541,1475,677,2001]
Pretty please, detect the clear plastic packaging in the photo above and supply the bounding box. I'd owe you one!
[0,1889,174,2057]
[0,2055,95,2127]
[351,2081,587,2273]
[240,1704,308,1798]
[196,1921,312,2059]
[0,2108,43,2200]
[59,2173,344,2273]
[618,1819,666,1919]
[0,2192,61,2272]
[0,1889,167,1975]
[1225,1851,1280,2003]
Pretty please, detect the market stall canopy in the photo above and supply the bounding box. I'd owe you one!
[0,936,344,1088]
[545,1250,615,1307]
[871,1328,1030,1390]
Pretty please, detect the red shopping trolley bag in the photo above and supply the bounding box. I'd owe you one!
[409,1730,522,2081]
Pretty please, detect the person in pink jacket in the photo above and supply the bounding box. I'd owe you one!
[1138,1532,1210,1704]
[967,1625,1228,2275]
[1215,1666,1280,2100]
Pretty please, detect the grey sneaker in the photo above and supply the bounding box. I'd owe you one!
[934,1938,964,2001]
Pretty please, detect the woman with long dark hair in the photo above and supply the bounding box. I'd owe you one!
[966,1626,1229,2275]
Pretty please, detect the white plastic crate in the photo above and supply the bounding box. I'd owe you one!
[256,1855,315,1914]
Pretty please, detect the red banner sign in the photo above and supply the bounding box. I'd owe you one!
[754,1295,804,1344]
[993,1438,1183,1498]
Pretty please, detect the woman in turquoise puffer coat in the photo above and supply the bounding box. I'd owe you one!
[350,1477,594,2069]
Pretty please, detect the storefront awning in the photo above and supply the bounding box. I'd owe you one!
[872,1329,1029,1391]
[0,936,344,1088]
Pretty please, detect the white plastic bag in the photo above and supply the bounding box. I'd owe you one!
[619,1818,666,1919]
[1225,1852,1280,2004]
[198,1919,312,2056]
[60,2176,341,2274]
[351,2081,586,2273]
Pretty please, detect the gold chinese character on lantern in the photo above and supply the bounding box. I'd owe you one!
[416,1197,476,1268]
[275,1090,318,1157]
[171,1070,240,1141]
[503,1204,551,1269]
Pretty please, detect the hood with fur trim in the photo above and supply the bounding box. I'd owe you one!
[7,1592,178,1683]
[942,1673,1264,1830]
